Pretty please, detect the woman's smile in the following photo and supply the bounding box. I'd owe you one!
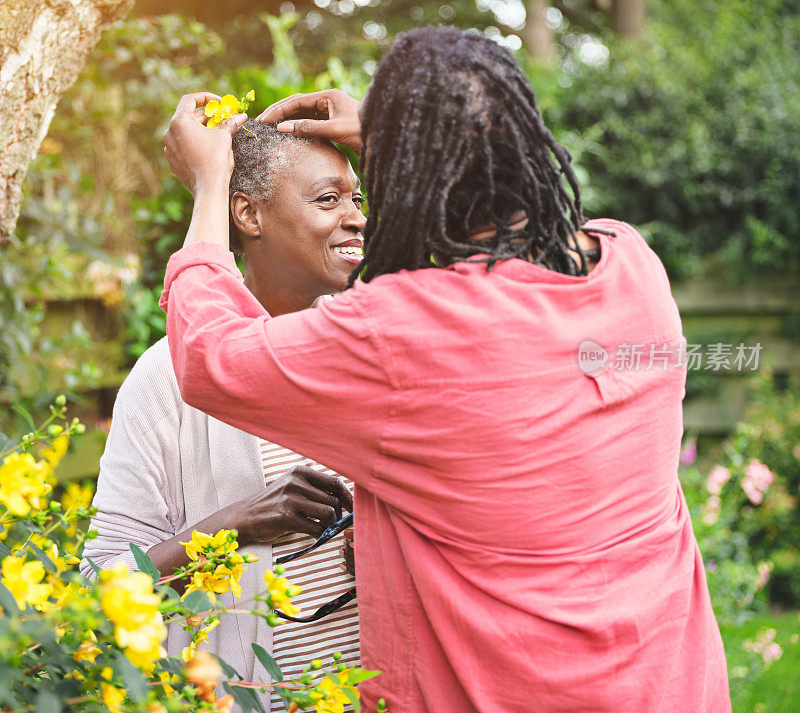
[331,237,364,264]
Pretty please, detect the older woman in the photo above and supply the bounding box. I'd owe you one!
[82,122,363,712]
[160,27,730,713]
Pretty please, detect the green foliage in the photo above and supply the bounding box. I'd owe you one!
[0,406,378,711]
[558,0,800,280]
[683,370,800,609]
[725,373,800,606]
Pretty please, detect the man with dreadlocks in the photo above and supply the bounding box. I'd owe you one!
[161,26,730,713]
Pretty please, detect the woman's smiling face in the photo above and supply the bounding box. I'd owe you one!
[254,142,365,299]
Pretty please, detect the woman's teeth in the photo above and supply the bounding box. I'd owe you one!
[331,246,363,257]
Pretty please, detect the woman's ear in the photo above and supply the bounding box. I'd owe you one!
[231,191,262,238]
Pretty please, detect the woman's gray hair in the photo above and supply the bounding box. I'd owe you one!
[228,120,328,254]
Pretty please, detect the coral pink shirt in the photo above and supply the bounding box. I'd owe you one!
[160,219,730,712]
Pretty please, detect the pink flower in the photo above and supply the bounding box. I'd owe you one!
[680,439,697,467]
[702,495,721,525]
[746,459,775,489]
[705,465,731,495]
[763,642,783,664]
[741,459,775,505]
[755,562,772,590]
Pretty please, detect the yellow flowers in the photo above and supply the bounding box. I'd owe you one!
[40,434,69,469]
[100,682,126,713]
[0,451,52,516]
[204,90,255,128]
[181,529,255,602]
[181,617,220,662]
[99,563,167,671]
[310,669,359,713]
[263,569,303,618]
[1,556,52,610]
[184,529,237,561]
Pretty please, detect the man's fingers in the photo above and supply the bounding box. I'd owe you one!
[257,92,328,124]
[276,118,338,139]
[303,469,353,512]
[299,501,338,532]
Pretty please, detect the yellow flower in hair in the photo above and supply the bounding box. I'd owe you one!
[204,91,255,128]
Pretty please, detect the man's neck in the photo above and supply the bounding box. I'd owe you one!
[242,263,317,317]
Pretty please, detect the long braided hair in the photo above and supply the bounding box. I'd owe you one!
[354,26,606,286]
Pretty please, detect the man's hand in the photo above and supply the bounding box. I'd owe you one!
[340,526,355,577]
[257,89,362,154]
[232,465,353,544]
[163,92,248,197]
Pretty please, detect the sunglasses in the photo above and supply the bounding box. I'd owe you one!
[273,512,356,623]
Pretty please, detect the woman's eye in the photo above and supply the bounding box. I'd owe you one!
[317,194,339,204]
[353,196,364,208]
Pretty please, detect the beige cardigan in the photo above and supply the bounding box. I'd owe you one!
[82,338,274,702]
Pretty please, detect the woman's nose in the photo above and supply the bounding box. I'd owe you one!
[342,199,367,230]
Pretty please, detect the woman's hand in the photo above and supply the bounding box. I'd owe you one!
[231,465,353,545]
[163,92,248,197]
[257,89,362,154]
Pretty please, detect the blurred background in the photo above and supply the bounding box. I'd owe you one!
[1,1,799,709]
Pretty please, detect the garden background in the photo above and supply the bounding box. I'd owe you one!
[1,0,799,710]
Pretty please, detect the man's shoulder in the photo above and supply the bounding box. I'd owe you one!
[115,337,183,420]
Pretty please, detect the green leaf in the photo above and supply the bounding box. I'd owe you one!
[28,541,57,573]
[212,652,242,681]
[12,404,35,430]
[0,432,13,454]
[115,652,148,701]
[21,521,43,534]
[251,643,282,682]
[129,542,161,582]
[343,686,361,713]
[0,540,12,558]
[181,589,212,613]
[158,656,184,677]
[345,669,381,685]
[84,557,101,575]
[0,580,20,614]
[223,682,267,713]
[35,690,62,713]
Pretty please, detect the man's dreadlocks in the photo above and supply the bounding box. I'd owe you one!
[355,25,608,286]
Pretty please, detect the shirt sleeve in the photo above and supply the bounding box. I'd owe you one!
[159,242,395,481]
[80,370,180,579]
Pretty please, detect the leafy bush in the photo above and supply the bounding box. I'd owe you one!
[557,0,800,280]
[682,370,800,607]
[0,403,380,712]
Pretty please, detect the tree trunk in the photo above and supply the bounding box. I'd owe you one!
[0,0,132,242]
[614,0,646,40]
[524,0,554,65]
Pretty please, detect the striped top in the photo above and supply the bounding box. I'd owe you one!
[259,441,360,713]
